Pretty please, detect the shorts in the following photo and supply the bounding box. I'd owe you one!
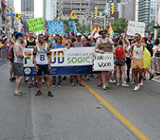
[13,63,24,76]
[131,58,144,69]
[37,64,49,76]
[115,58,125,66]
[126,57,131,65]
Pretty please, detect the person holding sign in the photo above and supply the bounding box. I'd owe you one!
[95,29,114,90]
[33,34,53,97]
[51,35,65,87]
[130,33,145,91]
[26,31,37,88]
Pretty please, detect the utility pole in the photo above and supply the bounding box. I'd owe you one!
[154,0,159,39]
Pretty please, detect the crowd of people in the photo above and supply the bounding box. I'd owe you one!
[1,28,160,97]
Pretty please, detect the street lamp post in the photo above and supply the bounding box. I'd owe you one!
[154,0,159,39]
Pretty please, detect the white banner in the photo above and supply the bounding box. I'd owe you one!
[127,21,145,37]
[93,53,114,71]
[23,47,95,67]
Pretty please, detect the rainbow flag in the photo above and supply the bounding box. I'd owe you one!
[108,25,115,38]
[88,28,98,39]
[0,44,4,48]
[126,20,129,33]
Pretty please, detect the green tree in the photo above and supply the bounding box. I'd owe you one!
[111,18,127,34]
[148,20,155,34]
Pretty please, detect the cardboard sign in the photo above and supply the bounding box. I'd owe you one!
[48,21,64,35]
[27,18,44,33]
[92,53,114,71]
[127,21,145,37]
[69,21,77,34]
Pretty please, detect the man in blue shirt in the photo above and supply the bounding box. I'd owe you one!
[51,35,65,87]
[51,35,65,49]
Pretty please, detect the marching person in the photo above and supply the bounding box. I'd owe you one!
[33,34,53,97]
[95,29,114,90]
[130,33,145,91]
[13,32,25,96]
[26,31,37,88]
[51,35,65,87]
[73,33,85,86]
[115,40,129,87]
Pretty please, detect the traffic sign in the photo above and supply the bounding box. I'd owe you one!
[5,14,15,17]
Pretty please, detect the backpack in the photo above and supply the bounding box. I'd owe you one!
[146,43,153,57]
[8,45,14,63]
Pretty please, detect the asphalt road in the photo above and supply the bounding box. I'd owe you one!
[0,64,160,140]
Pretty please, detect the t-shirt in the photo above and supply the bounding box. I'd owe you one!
[115,46,125,59]
[51,43,65,49]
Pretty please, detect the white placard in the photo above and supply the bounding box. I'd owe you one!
[93,53,114,71]
[127,21,145,37]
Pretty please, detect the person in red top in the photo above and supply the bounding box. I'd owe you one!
[115,40,129,87]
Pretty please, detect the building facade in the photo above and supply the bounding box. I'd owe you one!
[43,0,57,21]
[138,0,160,24]
[118,0,136,21]
[21,0,34,19]
[58,0,107,17]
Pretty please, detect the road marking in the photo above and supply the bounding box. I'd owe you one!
[152,78,160,83]
[82,81,150,140]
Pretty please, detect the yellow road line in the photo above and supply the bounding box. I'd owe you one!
[82,81,149,140]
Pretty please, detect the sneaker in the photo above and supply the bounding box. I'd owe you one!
[109,80,113,83]
[117,83,120,86]
[35,90,42,96]
[112,80,116,83]
[133,85,140,91]
[126,78,130,82]
[131,81,134,85]
[48,91,54,97]
[28,83,33,88]
[149,74,154,80]
[121,83,129,87]
[58,82,61,87]
[139,82,143,86]
[105,82,109,88]
[103,84,106,90]
[52,82,56,87]
[63,76,66,80]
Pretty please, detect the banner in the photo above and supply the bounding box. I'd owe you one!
[48,21,64,35]
[68,21,77,34]
[127,21,145,37]
[27,18,44,33]
[23,47,95,77]
[92,53,114,71]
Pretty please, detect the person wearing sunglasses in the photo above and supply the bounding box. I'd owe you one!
[130,33,145,91]
[95,29,114,90]
[51,35,65,87]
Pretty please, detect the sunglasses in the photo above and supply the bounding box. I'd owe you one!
[57,38,62,40]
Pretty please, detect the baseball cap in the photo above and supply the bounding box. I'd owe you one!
[76,32,82,37]
[15,32,24,39]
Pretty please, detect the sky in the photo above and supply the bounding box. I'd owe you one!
[14,0,43,18]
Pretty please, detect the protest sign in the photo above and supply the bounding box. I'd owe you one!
[48,21,64,35]
[92,53,114,71]
[127,21,145,37]
[23,47,95,76]
[27,18,44,33]
[68,21,77,34]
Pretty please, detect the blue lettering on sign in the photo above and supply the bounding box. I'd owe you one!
[48,21,64,35]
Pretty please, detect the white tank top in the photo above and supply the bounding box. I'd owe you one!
[36,43,49,65]
[14,43,23,64]
[133,45,144,60]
